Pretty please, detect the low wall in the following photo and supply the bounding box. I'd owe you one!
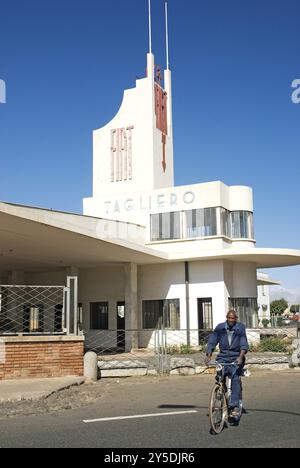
[0,336,84,381]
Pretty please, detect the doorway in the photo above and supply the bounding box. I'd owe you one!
[117,302,125,350]
[198,298,213,330]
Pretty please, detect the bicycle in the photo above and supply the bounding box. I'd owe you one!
[208,361,245,434]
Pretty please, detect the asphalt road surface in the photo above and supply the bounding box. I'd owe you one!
[0,370,299,448]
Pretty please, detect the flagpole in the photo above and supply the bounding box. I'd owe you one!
[148,0,152,54]
[165,1,170,70]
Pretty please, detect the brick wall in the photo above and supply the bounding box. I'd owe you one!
[0,338,84,380]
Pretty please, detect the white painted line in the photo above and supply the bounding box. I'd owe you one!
[83,410,198,424]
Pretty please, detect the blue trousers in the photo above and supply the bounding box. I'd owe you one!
[223,364,243,408]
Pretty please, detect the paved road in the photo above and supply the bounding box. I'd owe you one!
[0,370,299,448]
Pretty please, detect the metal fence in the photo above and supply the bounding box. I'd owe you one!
[86,324,299,375]
[247,326,298,353]
[86,328,211,375]
[0,277,78,336]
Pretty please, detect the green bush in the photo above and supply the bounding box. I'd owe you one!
[276,316,284,327]
[262,319,270,328]
[165,344,200,355]
[258,337,289,353]
[249,337,292,353]
[179,344,193,354]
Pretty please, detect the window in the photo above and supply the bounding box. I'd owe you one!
[151,212,181,241]
[23,305,44,333]
[198,298,213,330]
[143,299,180,329]
[185,208,217,238]
[228,298,258,328]
[231,211,254,239]
[221,208,231,237]
[90,302,109,330]
[54,304,63,333]
[150,208,254,242]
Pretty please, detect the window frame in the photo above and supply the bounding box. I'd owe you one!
[90,302,109,330]
[142,299,180,330]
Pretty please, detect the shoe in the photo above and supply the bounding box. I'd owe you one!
[231,407,240,418]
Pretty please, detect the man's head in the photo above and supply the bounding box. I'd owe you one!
[226,310,238,327]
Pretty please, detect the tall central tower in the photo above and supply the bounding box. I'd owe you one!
[83,1,175,221]
[86,53,174,201]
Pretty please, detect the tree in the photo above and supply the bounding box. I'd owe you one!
[270,299,288,316]
[290,305,300,314]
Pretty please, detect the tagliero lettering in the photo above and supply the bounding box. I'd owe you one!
[104,191,196,215]
[0,79,6,104]
[291,79,300,104]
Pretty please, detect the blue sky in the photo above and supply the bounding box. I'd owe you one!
[0,0,299,290]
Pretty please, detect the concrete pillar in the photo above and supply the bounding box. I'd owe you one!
[65,267,79,278]
[84,351,98,382]
[124,263,138,351]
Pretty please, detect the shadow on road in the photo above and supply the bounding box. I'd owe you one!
[158,404,300,418]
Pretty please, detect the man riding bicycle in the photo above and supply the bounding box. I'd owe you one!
[205,310,249,418]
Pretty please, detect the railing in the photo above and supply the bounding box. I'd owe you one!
[85,325,298,375]
[246,326,297,353]
[84,327,212,375]
[0,277,78,336]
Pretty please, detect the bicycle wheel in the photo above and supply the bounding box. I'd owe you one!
[209,384,228,434]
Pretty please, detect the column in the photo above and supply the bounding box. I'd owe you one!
[124,263,138,351]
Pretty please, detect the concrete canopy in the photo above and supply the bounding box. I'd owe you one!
[1,201,300,273]
[177,249,300,269]
[257,273,281,286]
[0,202,167,273]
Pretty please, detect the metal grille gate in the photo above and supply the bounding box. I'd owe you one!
[0,277,78,336]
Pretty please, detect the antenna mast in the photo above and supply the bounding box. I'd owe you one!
[165,1,170,70]
[148,0,152,54]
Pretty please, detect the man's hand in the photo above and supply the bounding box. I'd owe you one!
[236,350,246,367]
[205,354,212,366]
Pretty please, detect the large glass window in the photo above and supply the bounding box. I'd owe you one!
[151,212,181,241]
[231,211,254,239]
[90,302,109,330]
[185,208,217,238]
[143,299,180,329]
[150,208,254,241]
[228,298,258,328]
[221,208,231,237]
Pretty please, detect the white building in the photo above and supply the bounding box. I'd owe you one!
[1,43,300,355]
[257,273,280,324]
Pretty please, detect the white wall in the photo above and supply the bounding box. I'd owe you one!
[188,261,228,329]
[257,284,271,321]
[232,262,258,297]
[84,53,174,206]
[138,260,229,331]
[224,261,257,298]
[84,180,254,228]
[78,266,125,329]
[138,262,186,328]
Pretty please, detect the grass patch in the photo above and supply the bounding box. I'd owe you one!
[250,337,292,353]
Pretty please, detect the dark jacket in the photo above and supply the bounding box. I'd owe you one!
[207,321,249,360]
